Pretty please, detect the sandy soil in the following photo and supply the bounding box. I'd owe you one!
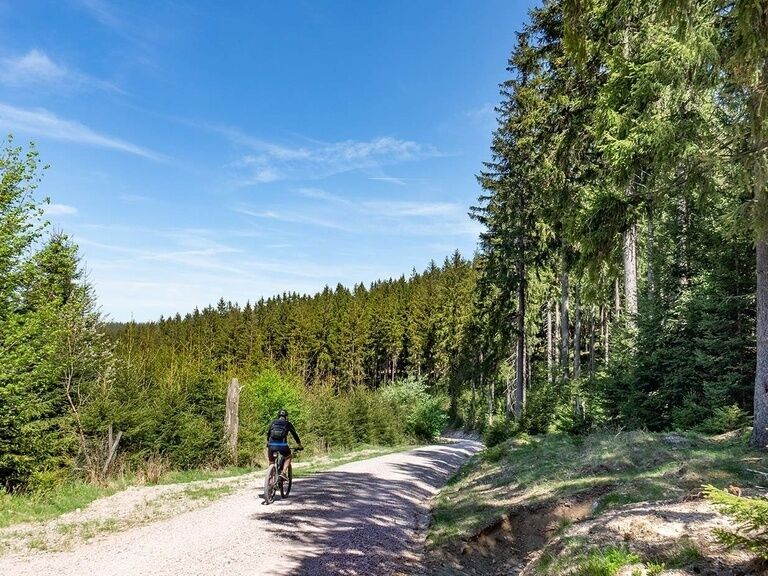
[0,440,481,575]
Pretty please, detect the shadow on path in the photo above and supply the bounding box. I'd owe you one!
[252,444,477,575]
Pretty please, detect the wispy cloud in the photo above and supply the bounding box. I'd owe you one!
[120,194,151,203]
[297,187,352,206]
[73,0,149,50]
[0,102,160,160]
[235,206,353,231]
[0,49,120,92]
[362,201,461,217]
[367,176,407,186]
[297,189,462,218]
[45,203,78,215]
[218,128,437,183]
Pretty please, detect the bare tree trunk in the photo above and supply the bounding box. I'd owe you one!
[623,220,638,317]
[647,201,655,295]
[225,378,241,465]
[506,352,514,416]
[484,351,492,423]
[614,278,621,317]
[674,196,692,288]
[102,425,123,477]
[589,311,596,376]
[555,295,561,371]
[601,305,609,364]
[561,270,570,378]
[750,57,768,449]
[574,286,581,380]
[514,285,526,421]
[547,299,553,383]
[753,237,768,448]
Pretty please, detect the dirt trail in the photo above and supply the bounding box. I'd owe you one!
[0,440,481,576]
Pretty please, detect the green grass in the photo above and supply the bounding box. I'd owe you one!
[181,485,234,500]
[429,429,763,547]
[154,466,258,485]
[575,547,641,576]
[0,480,130,529]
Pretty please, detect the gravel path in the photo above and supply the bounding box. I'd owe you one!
[1,440,481,576]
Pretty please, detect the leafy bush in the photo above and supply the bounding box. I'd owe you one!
[704,484,768,558]
[238,369,306,463]
[483,416,517,447]
[382,377,448,440]
[698,404,751,434]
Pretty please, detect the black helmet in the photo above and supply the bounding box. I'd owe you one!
[278,409,288,418]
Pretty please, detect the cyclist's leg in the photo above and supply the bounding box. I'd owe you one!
[281,447,292,477]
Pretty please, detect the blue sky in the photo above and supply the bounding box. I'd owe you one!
[0,0,537,321]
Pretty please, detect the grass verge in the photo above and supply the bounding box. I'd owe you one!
[427,429,766,575]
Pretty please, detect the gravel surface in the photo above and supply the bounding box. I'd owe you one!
[0,440,481,576]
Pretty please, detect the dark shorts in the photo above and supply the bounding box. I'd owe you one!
[267,444,291,463]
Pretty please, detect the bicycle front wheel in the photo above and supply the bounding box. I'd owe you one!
[280,465,292,498]
[263,464,277,504]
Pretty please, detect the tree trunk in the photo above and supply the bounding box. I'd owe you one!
[601,305,609,363]
[561,271,570,378]
[647,201,655,295]
[484,351,492,422]
[589,311,596,376]
[547,299,554,383]
[515,264,526,421]
[225,378,241,465]
[623,220,638,317]
[574,286,581,380]
[752,238,768,448]
[506,352,514,416]
[749,56,768,449]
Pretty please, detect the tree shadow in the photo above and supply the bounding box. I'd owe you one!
[251,444,478,575]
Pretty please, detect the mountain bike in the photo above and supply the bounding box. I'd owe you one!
[263,446,302,504]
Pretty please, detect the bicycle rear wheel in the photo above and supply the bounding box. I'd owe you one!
[263,464,277,504]
[279,465,292,498]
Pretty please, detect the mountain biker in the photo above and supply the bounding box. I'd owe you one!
[266,409,303,479]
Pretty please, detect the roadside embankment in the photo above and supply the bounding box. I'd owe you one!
[423,430,766,575]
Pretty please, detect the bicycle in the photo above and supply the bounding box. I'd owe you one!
[263,445,302,504]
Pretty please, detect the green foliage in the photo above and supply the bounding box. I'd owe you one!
[0,138,114,492]
[704,484,768,559]
[381,377,448,440]
[575,547,640,576]
[698,405,751,435]
[483,416,518,447]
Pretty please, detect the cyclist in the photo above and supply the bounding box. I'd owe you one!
[266,409,303,479]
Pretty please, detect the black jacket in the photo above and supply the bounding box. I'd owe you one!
[266,417,301,445]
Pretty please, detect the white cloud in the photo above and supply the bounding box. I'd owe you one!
[363,201,461,217]
[0,50,120,93]
[368,176,407,186]
[0,102,160,160]
[235,207,353,231]
[224,130,437,183]
[297,187,352,206]
[0,50,66,86]
[45,203,78,215]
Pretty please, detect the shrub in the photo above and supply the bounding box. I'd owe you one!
[704,484,768,559]
[381,377,448,441]
[483,416,517,447]
[698,404,751,434]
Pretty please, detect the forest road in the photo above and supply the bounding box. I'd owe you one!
[1,440,481,576]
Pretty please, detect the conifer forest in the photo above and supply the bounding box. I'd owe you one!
[1,0,767,497]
